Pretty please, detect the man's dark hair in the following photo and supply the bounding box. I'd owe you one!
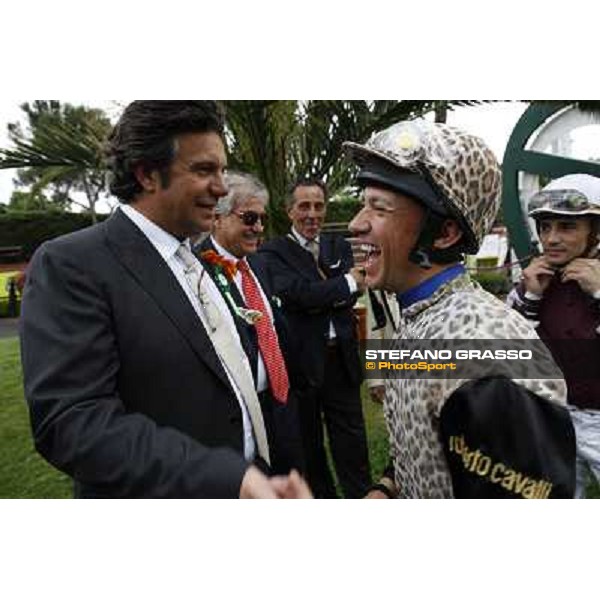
[286,177,328,209]
[106,101,225,202]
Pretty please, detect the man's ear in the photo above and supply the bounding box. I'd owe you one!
[433,219,463,249]
[133,165,160,194]
[212,214,224,232]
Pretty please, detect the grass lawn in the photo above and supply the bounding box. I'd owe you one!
[0,333,597,499]
[0,336,71,498]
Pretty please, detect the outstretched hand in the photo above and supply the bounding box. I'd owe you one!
[270,470,313,499]
[240,466,313,499]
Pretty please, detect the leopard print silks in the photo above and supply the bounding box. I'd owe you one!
[384,273,567,499]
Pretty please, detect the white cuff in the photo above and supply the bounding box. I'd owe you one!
[592,289,600,300]
[524,290,543,301]
[345,273,358,294]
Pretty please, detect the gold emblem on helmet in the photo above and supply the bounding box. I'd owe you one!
[396,131,416,150]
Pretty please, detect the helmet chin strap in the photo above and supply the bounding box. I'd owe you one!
[408,207,448,269]
[408,208,434,269]
[585,220,600,258]
[409,248,433,269]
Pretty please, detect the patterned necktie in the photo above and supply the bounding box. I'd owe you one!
[306,238,327,280]
[306,238,320,262]
[176,243,270,463]
[237,258,289,404]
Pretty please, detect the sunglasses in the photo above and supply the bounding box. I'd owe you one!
[232,210,268,227]
[529,189,592,213]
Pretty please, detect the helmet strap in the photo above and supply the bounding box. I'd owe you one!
[409,209,464,268]
[585,217,600,257]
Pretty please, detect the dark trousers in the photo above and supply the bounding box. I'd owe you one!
[258,389,306,476]
[297,343,371,498]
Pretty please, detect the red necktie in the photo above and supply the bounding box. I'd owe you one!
[238,259,289,404]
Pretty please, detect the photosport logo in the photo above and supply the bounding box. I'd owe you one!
[360,339,587,380]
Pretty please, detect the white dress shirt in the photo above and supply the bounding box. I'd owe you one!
[120,205,256,460]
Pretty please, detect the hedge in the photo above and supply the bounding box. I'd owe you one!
[0,199,363,260]
[0,211,109,260]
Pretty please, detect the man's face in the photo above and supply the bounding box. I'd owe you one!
[538,216,592,267]
[349,186,425,292]
[140,131,227,238]
[213,196,267,258]
[288,185,326,241]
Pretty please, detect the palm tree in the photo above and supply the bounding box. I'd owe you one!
[1,100,491,231]
[0,102,111,222]
[224,100,487,234]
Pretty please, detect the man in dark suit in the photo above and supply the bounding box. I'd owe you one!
[196,171,304,475]
[258,178,371,498]
[19,101,310,499]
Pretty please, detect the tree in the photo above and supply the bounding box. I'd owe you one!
[0,101,112,222]
[223,100,485,234]
[8,189,65,212]
[0,100,491,233]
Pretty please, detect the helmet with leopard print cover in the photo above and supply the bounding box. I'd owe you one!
[343,118,502,254]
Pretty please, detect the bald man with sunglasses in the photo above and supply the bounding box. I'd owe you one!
[197,171,305,476]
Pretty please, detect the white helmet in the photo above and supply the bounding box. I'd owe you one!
[528,174,600,219]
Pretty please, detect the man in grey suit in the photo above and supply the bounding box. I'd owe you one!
[19,101,310,498]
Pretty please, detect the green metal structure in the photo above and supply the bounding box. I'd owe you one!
[502,102,600,262]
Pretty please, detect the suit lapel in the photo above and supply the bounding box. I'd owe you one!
[103,210,232,391]
[198,238,250,323]
[281,234,323,278]
[198,237,259,383]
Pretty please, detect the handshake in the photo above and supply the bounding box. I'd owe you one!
[240,466,313,499]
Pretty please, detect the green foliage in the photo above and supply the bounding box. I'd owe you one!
[8,189,66,212]
[1,100,491,232]
[0,101,112,221]
[325,198,362,226]
[223,100,479,236]
[0,210,107,259]
[0,337,71,498]
[471,269,511,297]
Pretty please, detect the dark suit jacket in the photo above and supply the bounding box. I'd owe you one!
[258,232,363,388]
[196,237,304,473]
[196,237,302,388]
[19,209,250,498]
